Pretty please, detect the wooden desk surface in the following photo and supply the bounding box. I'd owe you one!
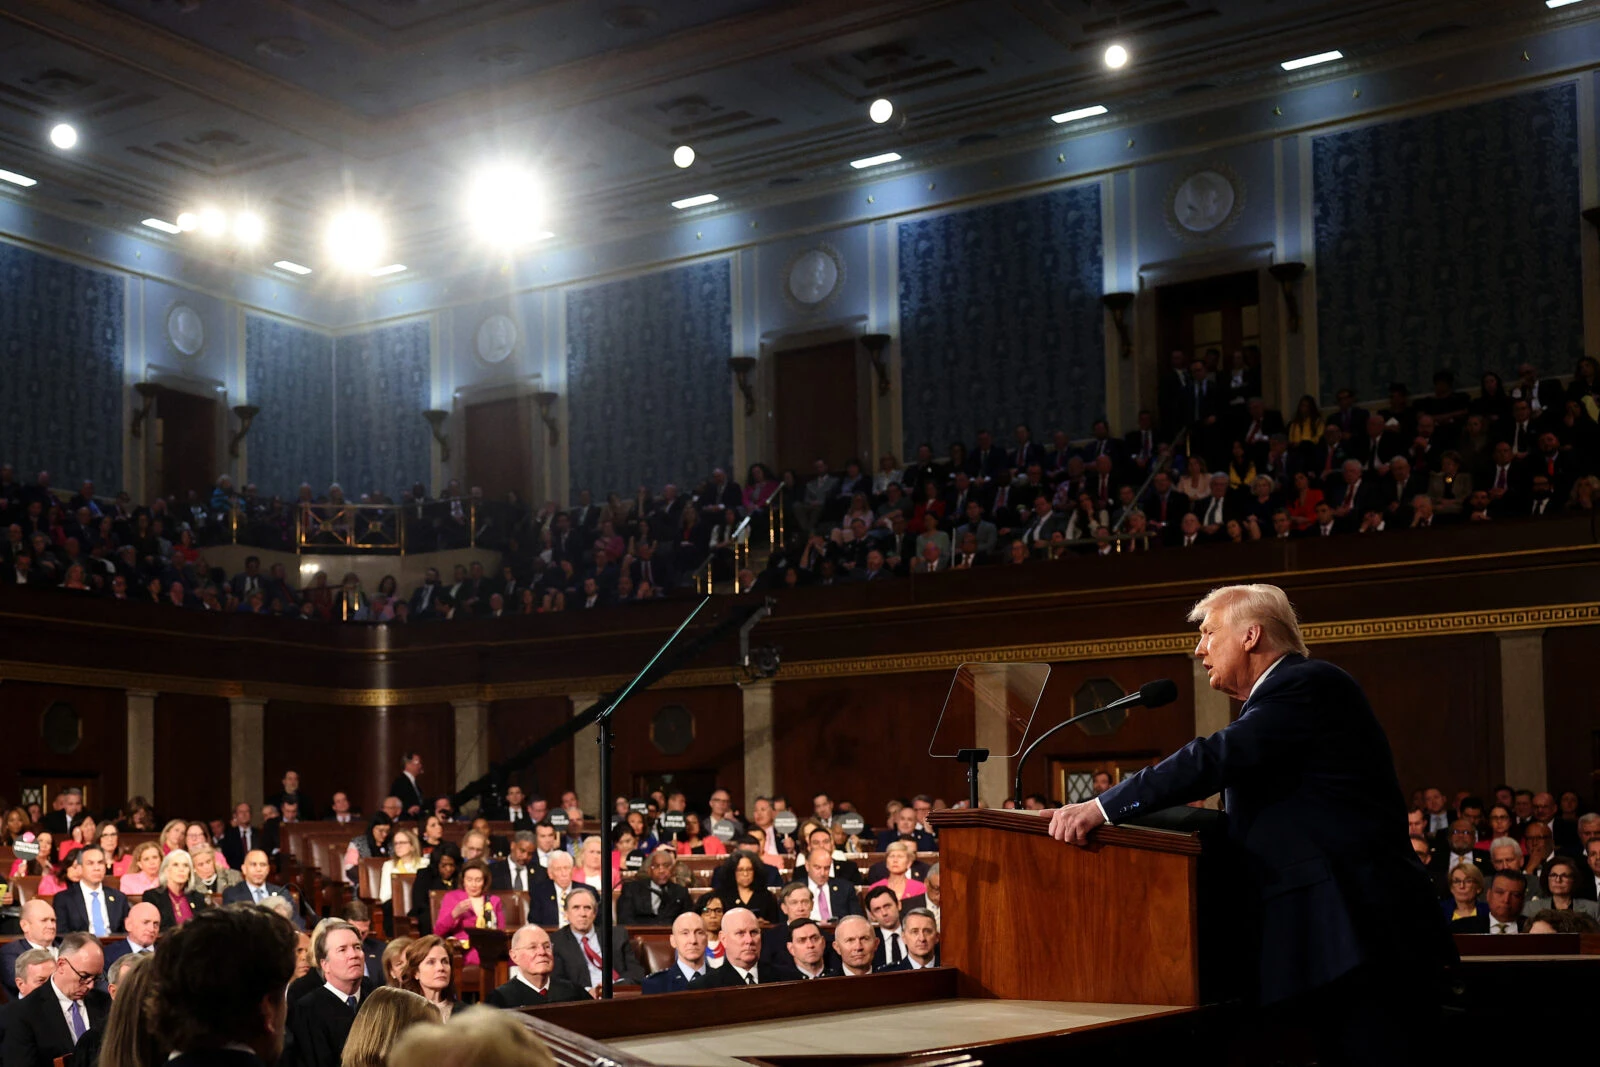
[605,998,1193,1067]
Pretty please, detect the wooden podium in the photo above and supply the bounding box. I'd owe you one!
[929,807,1208,1006]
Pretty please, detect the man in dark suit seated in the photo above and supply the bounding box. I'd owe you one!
[286,921,376,1067]
[1,900,57,999]
[866,887,912,969]
[152,902,298,1067]
[875,807,936,852]
[617,849,692,926]
[550,886,645,995]
[223,850,305,930]
[767,919,835,980]
[1048,582,1453,1064]
[831,915,881,977]
[761,882,823,968]
[2,931,109,1067]
[39,786,86,837]
[264,769,307,818]
[489,831,543,893]
[641,912,716,994]
[877,907,941,971]
[55,846,128,936]
[0,949,56,1054]
[219,802,259,870]
[801,849,864,926]
[1451,870,1529,934]
[703,906,778,986]
[487,924,590,1005]
[390,752,427,819]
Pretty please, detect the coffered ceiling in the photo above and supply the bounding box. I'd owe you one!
[0,0,1582,280]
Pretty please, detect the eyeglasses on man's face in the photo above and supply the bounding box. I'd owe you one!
[59,957,102,987]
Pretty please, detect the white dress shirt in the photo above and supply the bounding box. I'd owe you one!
[1488,919,1519,934]
[514,970,550,994]
[80,882,111,935]
[728,962,760,985]
[52,978,82,1043]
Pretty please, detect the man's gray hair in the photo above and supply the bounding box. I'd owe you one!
[1577,812,1600,829]
[903,907,938,925]
[14,947,55,984]
[107,950,149,989]
[1489,836,1521,856]
[511,830,537,846]
[1187,584,1310,657]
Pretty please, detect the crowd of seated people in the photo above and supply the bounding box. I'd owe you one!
[1,759,1595,1065]
[5,355,1598,614]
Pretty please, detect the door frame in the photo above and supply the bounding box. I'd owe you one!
[754,320,873,475]
[143,364,228,500]
[454,378,548,504]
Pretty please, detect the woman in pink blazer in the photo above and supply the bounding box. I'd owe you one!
[432,858,502,965]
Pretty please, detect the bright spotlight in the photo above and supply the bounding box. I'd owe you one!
[673,145,696,169]
[175,212,199,232]
[325,208,387,272]
[465,164,546,248]
[49,123,78,150]
[198,207,228,237]
[869,98,894,124]
[1104,43,1129,69]
[233,211,265,245]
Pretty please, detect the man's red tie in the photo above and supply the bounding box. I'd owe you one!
[582,936,617,979]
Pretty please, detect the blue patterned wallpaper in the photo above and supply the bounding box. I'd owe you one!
[334,320,432,497]
[566,260,733,502]
[0,242,125,489]
[897,184,1105,456]
[1313,85,1583,402]
[245,315,335,497]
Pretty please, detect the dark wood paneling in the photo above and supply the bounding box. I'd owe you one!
[156,390,217,503]
[609,685,743,811]
[773,340,861,473]
[154,693,230,818]
[1316,634,1502,797]
[263,702,455,817]
[1544,625,1600,808]
[465,397,533,503]
[0,682,127,817]
[774,672,968,818]
[489,697,575,803]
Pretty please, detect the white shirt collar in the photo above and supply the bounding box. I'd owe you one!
[730,962,759,983]
[52,977,76,1014]
[513,970,550,993]
[676,957,707,982]
[1248,654,1291,700]
[324,981,359,1004]
[841,962,873,976]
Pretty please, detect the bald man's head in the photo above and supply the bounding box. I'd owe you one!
[669,911,708,967]
[834,915,878,971]
[720,907,762,970]
[125,902,161,948]
[509,923,554,981]
[20,900,55,945]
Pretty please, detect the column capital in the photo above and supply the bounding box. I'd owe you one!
[125,688,161,701]
[450,697,490,713]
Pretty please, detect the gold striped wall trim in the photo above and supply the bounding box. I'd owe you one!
[1,602,1594,708]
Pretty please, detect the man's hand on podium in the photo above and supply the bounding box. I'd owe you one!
[1047,800,1106,846]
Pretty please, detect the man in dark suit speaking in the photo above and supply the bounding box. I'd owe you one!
[1049,583,1453,1065]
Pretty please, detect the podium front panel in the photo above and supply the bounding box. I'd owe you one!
[930,808,1201,1006]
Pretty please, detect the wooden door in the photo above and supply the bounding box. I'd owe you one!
[1154,270,1261,378]
[772,340,862,474]
[155,390,217,502]
[465,397,534,502]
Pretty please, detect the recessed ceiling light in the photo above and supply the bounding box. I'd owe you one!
[141,218,182,234]
[849,152,902,170]
[198,207,228,237]
[369,263,407,277]
[1547,0,1586,8]
[1052,104,1109,124]
[49,123,78,150]
[233,211,265,245]
[464,164,546,248]
[325,208,386,271]
[0,168,38,187]
[175,211,199,232]
[673,145,695,169]
[869,98,895,125]
[671,193,719,209]
[273,260,313,275]
[1104,44,1129,69]
[1281,50,1344,71]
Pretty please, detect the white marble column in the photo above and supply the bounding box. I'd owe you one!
[742,681,776,809]
[229,697,267,809]
[451,699,490,793]
[1498,631,1547,792]
[126,689,158,804]
[570,692,601,817]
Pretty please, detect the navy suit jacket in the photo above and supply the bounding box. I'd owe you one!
[804,878,864,922]
[640,961,715,994]
[1096,654,1454,1003]
[55,881,129,934]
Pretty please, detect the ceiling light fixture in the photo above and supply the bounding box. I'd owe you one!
[1104,44,1129,69]
[849,152,902,170]
[141,218,182,234]
[0,168,38,188]
[175,211,199,232]
[325,208,387,272]
[465,164,546,248]
[1052,104,1109,124]
[233,211,265,245]
[673,145,696,169]
[1281,50,1344,71]
[869,98,895,125]
[198,207,228,237]
[49,123,78,150]
[1547,0,1586,8]
[369,263,407,277]
[671,193,719,209]
[273,260,313,275]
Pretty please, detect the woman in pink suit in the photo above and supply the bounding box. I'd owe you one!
[432,858,502,965]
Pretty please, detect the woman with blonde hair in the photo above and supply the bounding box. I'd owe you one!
[399,935,460,1020]
[341,986,442,1067]
[868,841,926,900]
[119,841,164,895]
[150,848,208,929]
[382,936,415,986]
[388,1005,557,1067]
[190,844,241,894]
[380,829,424,904]
[158,818,188,855]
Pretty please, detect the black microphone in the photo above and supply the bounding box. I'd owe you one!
[1013,679,1177,805]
